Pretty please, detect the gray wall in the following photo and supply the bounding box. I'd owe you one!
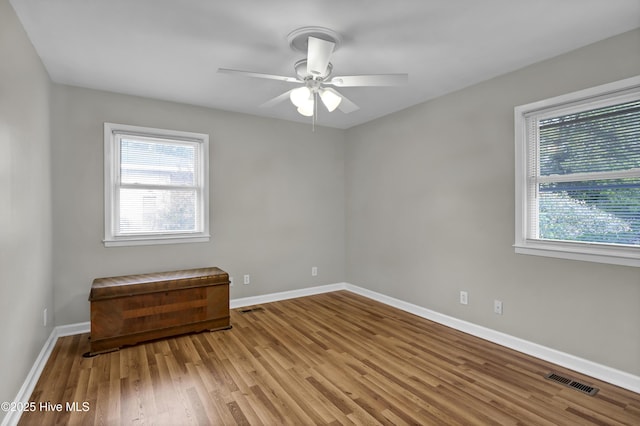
[2,2,639,413]
[0,0,53,414]
[51,85,346,325]
[345,28,640,375]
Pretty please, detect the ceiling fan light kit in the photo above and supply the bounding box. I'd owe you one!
[218,26,408,125]
[297,103,314,117]
[320,89,342,112]
[290,86,312,108]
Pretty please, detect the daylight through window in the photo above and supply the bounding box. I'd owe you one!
[515,77,640,266]
[104,123,209,246]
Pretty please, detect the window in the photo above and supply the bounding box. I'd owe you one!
[104,123,209,247]
[515,76,640,267]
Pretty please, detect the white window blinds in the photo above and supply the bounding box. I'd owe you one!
[104,123,209,247]
[527,98,640,247]
[117,136,200,235]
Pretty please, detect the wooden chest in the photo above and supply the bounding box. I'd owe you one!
[88,267,230,355]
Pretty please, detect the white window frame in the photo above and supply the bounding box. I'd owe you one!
[104,122,210,247]
[514,76,640,267]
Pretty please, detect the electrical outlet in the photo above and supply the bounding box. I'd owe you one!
[243,274,250,285]
[229,276,234,287]
[494,300,503,315]
[459,291,468,305]
[311,266,318,277]
[43,308,47,327]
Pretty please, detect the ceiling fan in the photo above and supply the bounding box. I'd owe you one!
[217,27,408,120]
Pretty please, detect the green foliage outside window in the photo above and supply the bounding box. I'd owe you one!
[537,100,640,246]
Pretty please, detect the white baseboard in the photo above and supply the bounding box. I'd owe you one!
[6,281,637,426]
[56,321,90,337]
[230,283,347,308]
[343,283,640,394]
[230,282,639,393]
[1,322,92,426]
[1,330,54,426]
[1,321,89,426]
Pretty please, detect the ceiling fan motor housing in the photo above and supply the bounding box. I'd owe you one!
[294,59,333,81]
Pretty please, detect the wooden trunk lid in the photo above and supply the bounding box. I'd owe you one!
[89,267,229,300]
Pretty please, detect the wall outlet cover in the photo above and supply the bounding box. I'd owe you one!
[494,300,503,315]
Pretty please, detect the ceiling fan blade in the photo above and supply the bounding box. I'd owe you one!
[217,68,300,83]
[323,88,360,114]
[259,90,295,108]
[328,74,408,87]
[307,36,335,77]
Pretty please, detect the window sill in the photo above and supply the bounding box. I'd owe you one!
[514,240,640,267]
[104,234,210,247]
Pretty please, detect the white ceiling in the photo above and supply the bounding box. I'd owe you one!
[10,0,640,129]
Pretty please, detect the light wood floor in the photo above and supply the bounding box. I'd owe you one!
[19,291,640,425]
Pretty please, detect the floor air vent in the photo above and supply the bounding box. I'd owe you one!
[239,307,265,313]
[545,372,599,396]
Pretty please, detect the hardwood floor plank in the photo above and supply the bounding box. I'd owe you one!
[248,384,289,424]
[252,352,324,424]
[18,290,640,425]
[228,390,263,425]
